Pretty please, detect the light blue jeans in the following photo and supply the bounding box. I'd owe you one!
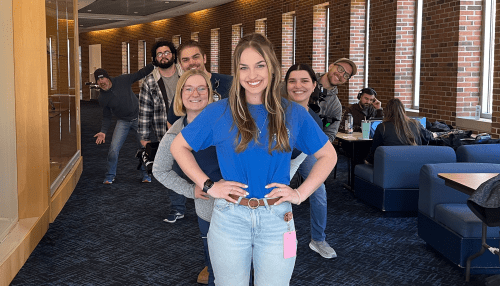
[208,198,296,286]
[297,155,327,242]
[105,118,147,179]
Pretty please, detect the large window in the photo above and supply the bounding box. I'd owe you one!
[480,0,496,118]
[412,0,423,109]
[312,3,329,74]
[231,24,242,75]
[46,0,79,194]
[211,28,220,73]
[282,12,295,79]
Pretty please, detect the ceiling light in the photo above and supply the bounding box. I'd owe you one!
[134,12,138,14]
[87,10,91,12]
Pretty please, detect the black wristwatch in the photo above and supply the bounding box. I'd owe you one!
[202,179,214,193]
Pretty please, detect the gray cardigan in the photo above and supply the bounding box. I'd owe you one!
[152,116,215,222]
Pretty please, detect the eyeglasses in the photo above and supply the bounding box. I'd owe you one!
[156,51,172,58]
[335,64,352,80]
[183,85,208,95]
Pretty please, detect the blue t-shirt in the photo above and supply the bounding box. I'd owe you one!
[181,98,328,198]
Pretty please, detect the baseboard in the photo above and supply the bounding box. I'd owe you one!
[0,211,50,286]
[50,156,83,222]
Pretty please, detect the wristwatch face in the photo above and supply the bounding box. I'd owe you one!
[203,179,214,192]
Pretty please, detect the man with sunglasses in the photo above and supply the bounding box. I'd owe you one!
[315,58,358,143]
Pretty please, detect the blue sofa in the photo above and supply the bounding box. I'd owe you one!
[354,146,456,213]
[418,163,500,274]
[456,144,500,163]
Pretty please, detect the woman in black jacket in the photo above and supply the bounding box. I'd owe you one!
[366,98,435,164]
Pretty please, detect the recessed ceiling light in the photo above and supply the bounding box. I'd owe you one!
[87,10,91,12]
[134,11,138,14]
[165,1,169,3]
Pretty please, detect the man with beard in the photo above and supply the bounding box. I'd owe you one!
[93,63,155,185]
[315,58,357,143]
[138,41,188,223]
[166,40,232,127]
[340,87,382,132]
[138,41,179,147]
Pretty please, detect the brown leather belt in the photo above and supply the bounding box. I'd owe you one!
[228,194,280,209]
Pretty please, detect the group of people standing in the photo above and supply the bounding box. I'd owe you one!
[92,32,433,285]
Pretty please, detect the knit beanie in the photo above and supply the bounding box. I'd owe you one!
[94,68,110,82]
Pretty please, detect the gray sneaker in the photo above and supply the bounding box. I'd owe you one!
[309,240,337,259]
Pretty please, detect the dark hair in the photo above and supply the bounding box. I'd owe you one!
[284,63,320,107]
[151,40,177,62]
[177,40,206,58]
[357,87,377,100]
[284,63,317,84]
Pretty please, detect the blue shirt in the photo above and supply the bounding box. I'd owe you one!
[181,98,328,198]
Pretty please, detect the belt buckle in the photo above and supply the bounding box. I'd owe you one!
[247,198,259,209]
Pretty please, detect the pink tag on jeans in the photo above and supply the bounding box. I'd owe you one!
[283,231,297,259]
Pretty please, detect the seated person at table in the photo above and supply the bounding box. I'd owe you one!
[365,98,434,164]
[339,87,383,132]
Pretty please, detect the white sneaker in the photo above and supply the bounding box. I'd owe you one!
[309,240,337,259]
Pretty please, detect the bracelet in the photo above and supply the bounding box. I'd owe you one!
[294,189,302,205]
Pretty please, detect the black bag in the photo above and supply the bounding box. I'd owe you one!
[135,142,160,175]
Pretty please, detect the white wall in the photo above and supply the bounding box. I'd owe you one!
[0,0,19,242]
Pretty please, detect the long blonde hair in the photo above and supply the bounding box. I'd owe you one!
[383,98,420,145]
[229,33,290,153]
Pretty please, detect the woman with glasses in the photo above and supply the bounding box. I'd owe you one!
[170,33,336,285]
[153,69,218,286]
[284,63,337,259]
[365,98,435,164]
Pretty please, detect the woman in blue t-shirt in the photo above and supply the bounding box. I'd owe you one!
[170,33,336,286]
[285,63,337,260]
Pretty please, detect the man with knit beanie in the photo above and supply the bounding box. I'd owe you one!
[93,63,154,184]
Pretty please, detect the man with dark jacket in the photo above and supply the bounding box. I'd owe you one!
[93,63,154,184]
[339,87,383,132]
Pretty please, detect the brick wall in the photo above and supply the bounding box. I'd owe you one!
[456,1,482,118]
[78,0,499,138]
[368,0,398,108]
[394,0,416,108]
[210,28,220,73]
[255,18,267,36]
[348,0,367,104]
[282,12,294,79]
[419,0,461,127]
[231,24,242,75]
[312,3,328,74]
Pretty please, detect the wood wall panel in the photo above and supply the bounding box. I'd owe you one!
[14,0,51,219]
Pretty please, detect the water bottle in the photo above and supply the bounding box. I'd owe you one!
[346,113,353,134]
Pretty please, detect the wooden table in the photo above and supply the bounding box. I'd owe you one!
[334,132,372,190]
[438,172,500,281]
[438,173,499,195]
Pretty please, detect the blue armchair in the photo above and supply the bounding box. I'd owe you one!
[456,144,500,163]
[418,163,500,274]
[354,145,456,213]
